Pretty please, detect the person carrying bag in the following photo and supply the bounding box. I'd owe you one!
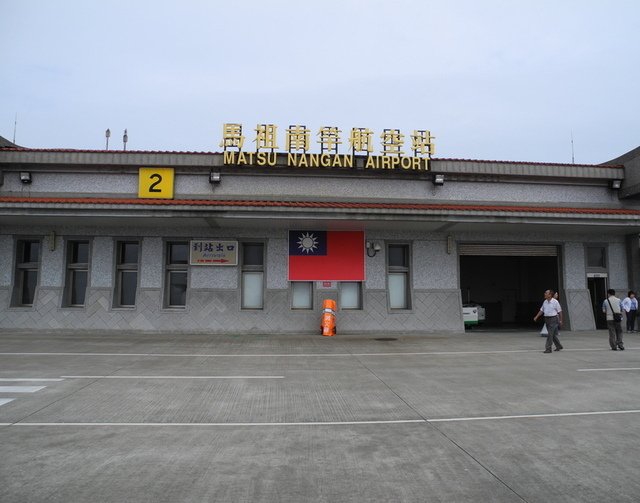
[533,289,563,353]
[603,289,624,350]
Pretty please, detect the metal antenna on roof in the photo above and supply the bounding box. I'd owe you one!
[571,131,575,164]
[13,113,17,143]
[105,129,111,150]
[123,129,128,151]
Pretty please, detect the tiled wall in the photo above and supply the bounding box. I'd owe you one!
[0,286,463,333]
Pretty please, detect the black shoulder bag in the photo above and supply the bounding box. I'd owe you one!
[607,298,623,322]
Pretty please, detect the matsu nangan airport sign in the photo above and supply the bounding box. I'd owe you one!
[220,123,434,171]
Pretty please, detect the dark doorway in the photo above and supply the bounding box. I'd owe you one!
[588,277,608,329]
[460,255,559,328]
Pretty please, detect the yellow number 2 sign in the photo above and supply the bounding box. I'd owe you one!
[138,167,175,199]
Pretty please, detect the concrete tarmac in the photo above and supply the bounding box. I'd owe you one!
[1,329,639,502]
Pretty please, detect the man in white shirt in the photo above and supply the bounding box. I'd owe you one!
[533,289,563,353]
[621,291,638,333]
[603,289,624,350]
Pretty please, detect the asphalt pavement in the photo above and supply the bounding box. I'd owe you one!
[1,328,639,502]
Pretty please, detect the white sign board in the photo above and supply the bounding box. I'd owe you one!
[190,240,238,266]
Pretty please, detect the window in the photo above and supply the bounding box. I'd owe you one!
[114,241,139,307]
[241,242,264,309]
[339,282,362,310]
[64,240,89,307]
[387,244,411,309]
[165,241,188,308]
[12,239,41,306]
[291,281,313,309]
[586,246,607,269]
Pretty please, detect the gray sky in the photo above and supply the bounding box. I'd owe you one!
[1,0,638,164]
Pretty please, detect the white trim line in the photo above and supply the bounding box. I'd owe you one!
[428,409,640,422]
[60,375,285,379]
[3,410,640,427]
[0,386,46,393]
[0,378,64,382]
[577,368,640,372]
[0,348,634,358]
[4,419,425,427]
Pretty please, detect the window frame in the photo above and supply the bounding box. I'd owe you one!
[290,281,314,310]
[585,244,608,272]
[113,240,140,308]
[11,238,42,307]
[386,243,412,310]
[163,240,189,309]
[338,281,363,310]
[240,241,265,310]
[63,239,91,308]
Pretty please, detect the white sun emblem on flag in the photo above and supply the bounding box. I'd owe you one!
[297,232,319,254]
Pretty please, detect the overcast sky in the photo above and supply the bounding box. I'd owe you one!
[1,0,638,164]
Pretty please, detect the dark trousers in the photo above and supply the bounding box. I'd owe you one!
[626,310,637,331]
[608,320,623,348]
[544,316,561,351]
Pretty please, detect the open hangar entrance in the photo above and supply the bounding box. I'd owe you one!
[459,244,560,329]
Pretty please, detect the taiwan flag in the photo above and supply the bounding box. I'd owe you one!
[288,230,365,281]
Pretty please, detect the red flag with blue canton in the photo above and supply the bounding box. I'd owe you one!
[288,230,365,281]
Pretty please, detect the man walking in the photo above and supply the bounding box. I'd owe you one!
[622,291,638,333]
[603,289,624,350]
[533,289,563,353]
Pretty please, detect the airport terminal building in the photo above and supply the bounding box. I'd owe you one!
[1,130,639,334]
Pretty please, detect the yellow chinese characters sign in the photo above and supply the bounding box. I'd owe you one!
[220,123,435,171]
[138,168,175,199]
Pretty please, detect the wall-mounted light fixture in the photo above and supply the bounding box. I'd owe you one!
[366,240,381,257]
[611,179,622,189]
[209,171,221,184]
[20,171,32,184]
[433,174,444,186]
